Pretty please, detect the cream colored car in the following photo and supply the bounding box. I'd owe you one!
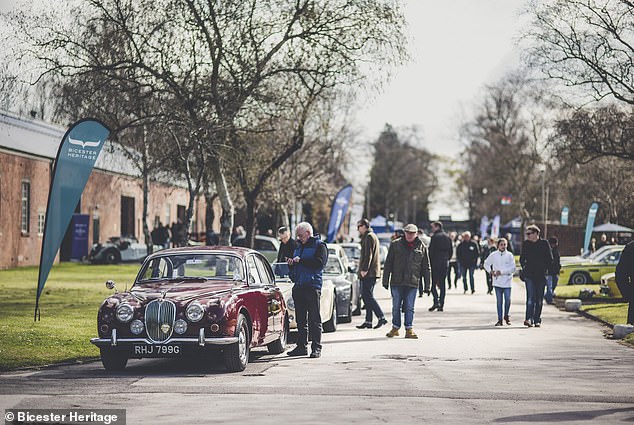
[272,263,338,333]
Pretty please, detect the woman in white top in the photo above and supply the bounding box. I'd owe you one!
[483,238,516,326]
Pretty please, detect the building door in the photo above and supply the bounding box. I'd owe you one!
[121,196,135,237]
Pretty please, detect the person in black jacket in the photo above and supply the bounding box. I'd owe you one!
[428,221,452,311]
[545,236,561,304]
[276,226,298,263]
[480,237,497,295]
[457,231,480,294]
[519,225,553,327]
[615,241,634,325]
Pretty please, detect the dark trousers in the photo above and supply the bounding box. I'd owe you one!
[360,276,384,323]
[485,271,493,293]
[616,281,634,325]
[293,285,322,350]
[431,261,448,307]
[447,261,460,288]
[461,265,476,292]
[525,276,546,324]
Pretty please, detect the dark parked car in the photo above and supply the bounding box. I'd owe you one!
[91,246,288,372]
[89,236,154,264]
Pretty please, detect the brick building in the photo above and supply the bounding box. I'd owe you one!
[0,111,215,269]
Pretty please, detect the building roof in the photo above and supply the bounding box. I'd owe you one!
[0,110,140,177]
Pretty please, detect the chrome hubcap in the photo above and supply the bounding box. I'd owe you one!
[238,325,247,365]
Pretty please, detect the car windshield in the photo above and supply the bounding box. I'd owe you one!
[324,257,343,275]
[272,262,290,278]
[137,253,244,282]
[343,246,360,260]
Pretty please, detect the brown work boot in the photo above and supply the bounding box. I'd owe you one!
[404,328,418,339]
[386,327,400,338]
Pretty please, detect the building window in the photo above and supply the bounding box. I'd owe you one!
[21,181,30,234]
[37,211,45,236]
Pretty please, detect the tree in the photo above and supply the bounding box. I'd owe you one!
[368,125,437,225]
[459,73,546,228]
[553,105,634,163]
[525,0,634,106]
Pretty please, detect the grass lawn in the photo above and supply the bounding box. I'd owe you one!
[581,303,634,346]
[0,262,139,370]
[554,284,601,299]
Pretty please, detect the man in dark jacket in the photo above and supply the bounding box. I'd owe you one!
[457,231,480,294]
[287,222,328,358]
[428,221,452,312]
[615,241,634,325]
[276,226,297,263]
[382,224,431,339]
[481,237,497,295]
[519,225,553,327]
[355,219,387,329]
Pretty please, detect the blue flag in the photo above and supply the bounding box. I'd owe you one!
[583,203,599,255]
[561,207,569,225]
[326,184,353,243]
[36,119,110,320]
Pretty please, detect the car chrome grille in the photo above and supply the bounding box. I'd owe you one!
[145,299,176,342]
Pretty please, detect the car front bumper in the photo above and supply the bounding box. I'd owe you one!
[91,328,238,347]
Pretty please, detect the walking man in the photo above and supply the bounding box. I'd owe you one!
[457,231,480,294]
[481,237,497,295]
[355,219,388,329]
[615,241,634,325]
[447,231,461,289]
[428,221,452,312]
[520,225,553,327]
[483,238,516,326]
[287,222,328,358]
[545,236,561,304]
[382,223,431,339]
[276,226,298,263]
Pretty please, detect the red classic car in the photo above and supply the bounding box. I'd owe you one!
[90,246,288,372]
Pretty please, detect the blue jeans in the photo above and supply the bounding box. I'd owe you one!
[390,286,417,329]
[460,265,476,292]
[360,277,384,323]
[495,287,511,320]
[545,274,559,304]
[525,276,546,324]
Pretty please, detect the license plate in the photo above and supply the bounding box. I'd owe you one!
[132,344,181,357]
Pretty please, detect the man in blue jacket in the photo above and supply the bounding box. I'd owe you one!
[287,222,328,358]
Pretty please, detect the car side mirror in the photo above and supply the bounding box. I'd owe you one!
[348,266,355,274]
[105,280,117,292]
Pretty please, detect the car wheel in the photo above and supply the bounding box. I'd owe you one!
[104,249,121,265]
[224,313,250,372]
[267,316,288,354]
[323,296,337,333]
[100,348,127,371]
[570,271,591,285]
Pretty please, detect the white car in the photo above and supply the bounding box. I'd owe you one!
[327,243,361,316]
[272,262,338,333]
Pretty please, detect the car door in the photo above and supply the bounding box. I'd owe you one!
[254,255,282,341]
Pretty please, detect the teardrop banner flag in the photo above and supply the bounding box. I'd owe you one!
[583,202,599,256]
[561,207,569,225]
[326,184,353,243]
[35,119,110,320]
[490,215,501,239]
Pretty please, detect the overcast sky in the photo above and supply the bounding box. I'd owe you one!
[354,0,528,221]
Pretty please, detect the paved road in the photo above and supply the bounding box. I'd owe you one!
[2,272,634,424]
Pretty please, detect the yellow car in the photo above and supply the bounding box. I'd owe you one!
[560,245,624,285]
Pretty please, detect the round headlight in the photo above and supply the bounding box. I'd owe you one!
[116,303,134,323]
[287,297,295,309]
[130,319,144,335]
[174,319,188,334]
[186,302,204,322]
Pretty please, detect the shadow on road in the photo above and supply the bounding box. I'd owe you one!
[494,407,634,423]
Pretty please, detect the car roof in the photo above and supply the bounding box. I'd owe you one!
[146,245,254,261]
